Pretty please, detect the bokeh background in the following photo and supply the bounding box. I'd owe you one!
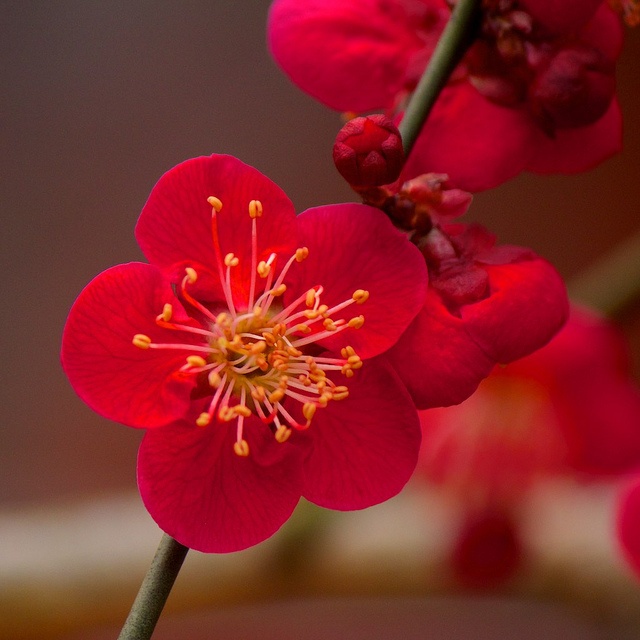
[2,2,640,638]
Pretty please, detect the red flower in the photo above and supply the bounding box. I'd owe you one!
[268,0,623,191]
[420,306,640,495]
[61,155,427,552]
[418,307,640,585]
[386,222,569,408]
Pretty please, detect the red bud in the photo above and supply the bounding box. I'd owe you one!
[333,114,404,187]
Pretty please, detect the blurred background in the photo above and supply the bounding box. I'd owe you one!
[2,2,640,638]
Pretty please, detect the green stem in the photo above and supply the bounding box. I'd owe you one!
[568,228,640,317]
[398,0,482,158]
[118,534,189,640]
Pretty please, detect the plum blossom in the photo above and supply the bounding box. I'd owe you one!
[61,154,428,552]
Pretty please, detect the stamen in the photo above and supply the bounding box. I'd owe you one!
[224,253,239,268]
[233,440,250,457]
[207,196,223,212]
[248,199,263,218]
[133,334,152,349]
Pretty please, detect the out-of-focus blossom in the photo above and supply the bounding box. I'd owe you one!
[419,307,640,585]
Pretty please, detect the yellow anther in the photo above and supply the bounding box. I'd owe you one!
[184,267,198,284]
[352,289,370,304]
[332,386,349,401]
[186,355,207,368]
[234,405,252,418]
[347,354,361,365]
[132,334,152,349]
[263,332,276,346]
[317,304,329,316]
[159,303,173,322]
[299,375,312,387]
[343,368,355,378]
[251,387,266,403]
[250,340,267,354]
[295,323,312,334]
[207,196,223,212]
[224,253,239,267]
[275,426,292,443]
[323,318,338,331]
[341,346,356,359]
[302,402,317,422]
[269,389,285,404]
[317,395,329,408]
[257,261,271,278]
[305,289,317,308]
[196,413,211,427]
[270,283,287,297]
[295,247,309,262]
[208,371,222,387]
[233,440,250,457]
[248,199,263,218]
[286,346,302,358]
[216,312,231,326]
[304,309,320,320]
[218,406,236,422]
[253,306,263,317]
[348,315,365,329]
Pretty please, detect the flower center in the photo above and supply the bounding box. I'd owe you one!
[132,196,368,456]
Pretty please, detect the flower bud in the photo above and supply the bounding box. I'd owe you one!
[333,114,404,187]
[528,45,615,133]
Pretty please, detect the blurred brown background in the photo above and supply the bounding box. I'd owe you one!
[2,2,640,638]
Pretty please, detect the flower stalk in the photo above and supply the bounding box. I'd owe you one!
[398,0,482,158]
[117,535,189,640]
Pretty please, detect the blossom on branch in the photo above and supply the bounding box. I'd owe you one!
[268,0,623,191]
[61,155,427,552]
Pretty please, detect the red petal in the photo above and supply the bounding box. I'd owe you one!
[401,84,537,192]
[461,257,569,364]
[297,356,421,509]
[617,478,640,579]
[579,3,624,62]
[526,97,622,174]
[518,0,602,34]
[386,288,495,408]
[268,0,449,112]
[136,155,298,309]
[138,416,303,553]
[61,263,200,428]
[291,203,427,359]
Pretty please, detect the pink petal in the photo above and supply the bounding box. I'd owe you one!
[296,356,421,509]
[518,0,602,34]
[617,478,640,579]
[526,98,622,174]
[579,3,624,61]
[138,416,304,552]
[386,288,495,408]
[401,84,538,192]
[268,0,449,112]
[61,263,200,428]
[136,155,298,309]
[461,257,569,364]
[290,203,428,359]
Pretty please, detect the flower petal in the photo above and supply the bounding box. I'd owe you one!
[518,0,602,34]
[461,258,569,364]
[401,84,537,192]
[268,0,449,112]
[617,478,640,579]
[61,263,200,428]
[136,155,298,309]
[386,288,495,409]
[297,355,421,509]
[526,98,622,175]
[138,416,304,552]
[461,257,569,364]
[291,203,428,358]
